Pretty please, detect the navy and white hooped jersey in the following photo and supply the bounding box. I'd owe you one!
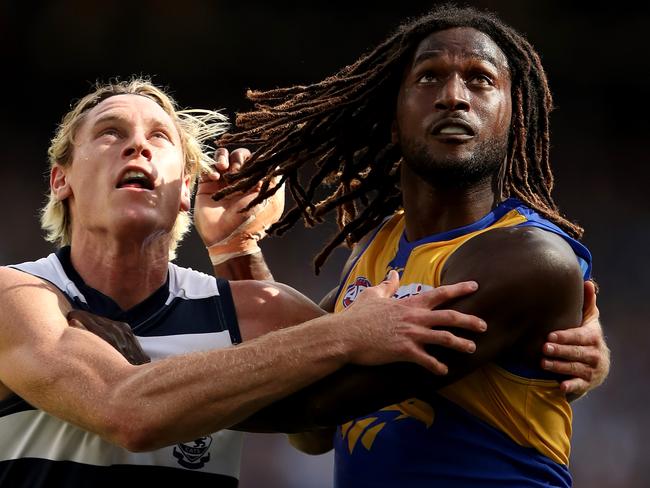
[0,247,243,487]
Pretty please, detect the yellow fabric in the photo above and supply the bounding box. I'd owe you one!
[335,209,572,465]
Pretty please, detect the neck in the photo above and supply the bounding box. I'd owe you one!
[69,231,171,310]
[400,163,499,242]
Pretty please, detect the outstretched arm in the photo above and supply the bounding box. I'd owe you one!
[242,227,584,434]
[0,266,484,450]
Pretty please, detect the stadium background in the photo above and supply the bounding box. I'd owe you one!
[0,1,647,486]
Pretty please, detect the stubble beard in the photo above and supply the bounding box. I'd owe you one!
[399,135,508,190]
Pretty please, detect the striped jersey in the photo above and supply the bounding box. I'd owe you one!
[0,247,243,487]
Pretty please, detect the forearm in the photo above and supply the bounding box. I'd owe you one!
[110,315,348,449]
[2,279,348,452]
[232,361,438,433]
[212,252,273,281]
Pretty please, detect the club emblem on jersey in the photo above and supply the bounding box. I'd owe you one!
[173,435,212,469]
[340,398,435,453]
[342,277,372,308]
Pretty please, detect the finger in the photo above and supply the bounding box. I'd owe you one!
[230,147,252,168]
[547,326,597,346]
[375,270,400,298]
[559,378,589,395]
[582,280,599,322]
[543,343,599,366]
[541,358,593,380]
[413,308,487,333]
[199,170,221,183]
[408,281,478,310]
[408,347,449,375]
[214,148,230,171]
[419,328,477,353]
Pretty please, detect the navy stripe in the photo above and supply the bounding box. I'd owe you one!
[215,278,241,345]
[0,458,238,488]
[0,394,35,418]
[397,197,520,250]
[132,295,234,337]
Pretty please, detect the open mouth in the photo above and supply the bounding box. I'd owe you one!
[116,170,154,190]
[431,119,475,137]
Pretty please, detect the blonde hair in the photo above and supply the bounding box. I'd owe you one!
[41,77,229,259]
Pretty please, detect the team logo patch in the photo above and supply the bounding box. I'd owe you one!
[340,398,435,453]
[393,282,433,300]
[173,435,212,469]
[342,277,372,308]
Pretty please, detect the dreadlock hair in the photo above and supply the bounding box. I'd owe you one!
[217,4,584,274]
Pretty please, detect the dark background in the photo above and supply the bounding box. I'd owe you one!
[1,1,647,486]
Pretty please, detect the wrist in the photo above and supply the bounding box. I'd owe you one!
[212,253,273,281]
[207,232,262,266]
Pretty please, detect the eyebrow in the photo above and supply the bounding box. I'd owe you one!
[413,49,505,70]
[92,113,174,130]
[92,114,127,127]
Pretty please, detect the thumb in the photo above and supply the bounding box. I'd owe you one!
[377,269,400,297]
[68,318,88,331]
[583,280,598,321]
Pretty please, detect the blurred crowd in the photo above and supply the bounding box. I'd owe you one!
[0,1,647,486]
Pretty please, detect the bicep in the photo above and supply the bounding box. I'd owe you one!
[231,280,327,341]
[436,227,584,376]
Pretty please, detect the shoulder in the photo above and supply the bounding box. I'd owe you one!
[442,226,584,322]
[0,266,72,347]
[0,264,72,309]
[445,226,582,278]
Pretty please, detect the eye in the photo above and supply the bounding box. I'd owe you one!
[99,127,121,139]
[467,74,494,87]
[151,130,172,142]
[416,72,440,84]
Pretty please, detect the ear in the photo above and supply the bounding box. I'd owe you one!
[180,173,192,212]
[51,165,72,201]
[391,119,399,145]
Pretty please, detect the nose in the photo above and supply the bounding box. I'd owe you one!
[434,74,470,112]
[121,133,152,161]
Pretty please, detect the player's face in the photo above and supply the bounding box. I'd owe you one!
[393,27,512,188]
[52,94,190,243]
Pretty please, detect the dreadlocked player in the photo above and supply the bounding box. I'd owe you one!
[200,5,610,487]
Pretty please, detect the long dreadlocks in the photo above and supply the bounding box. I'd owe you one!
[216,4,584,274]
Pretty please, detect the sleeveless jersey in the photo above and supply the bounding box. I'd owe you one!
[0,247,243,487]
[333,198,592,488]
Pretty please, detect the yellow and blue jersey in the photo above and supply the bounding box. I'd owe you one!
[333,198,592,488]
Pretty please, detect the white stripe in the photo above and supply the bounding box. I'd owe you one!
[137,331,233,361]
[0,410,243,478]
[11,253,87,304]
[167,264,221,303]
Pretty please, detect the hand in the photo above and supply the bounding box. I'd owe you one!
[541,280,610,398]
[67,310,151,365]
[194,147,284,249]
[337,271,487,374]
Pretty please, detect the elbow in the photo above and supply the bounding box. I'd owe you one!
[101,403,165,452]
[288,432,334,455]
